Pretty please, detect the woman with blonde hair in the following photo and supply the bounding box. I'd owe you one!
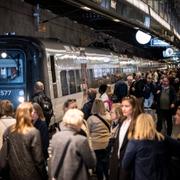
[0,102,47,180]
[110,103,123,135]
[87,99,111,180]
[122,113,180,180]
[108,103,124,180]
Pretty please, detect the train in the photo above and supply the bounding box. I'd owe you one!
[0,35,167,120]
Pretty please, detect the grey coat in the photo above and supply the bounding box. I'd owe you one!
[0,126,47,180]
[49,127,96,180]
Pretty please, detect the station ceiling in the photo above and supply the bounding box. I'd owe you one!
[25,0,179,60]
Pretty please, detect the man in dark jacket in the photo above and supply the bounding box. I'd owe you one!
[155,76,176,136]
[82,88,97,120]
[31,81,53,127]
[113,74,128,103]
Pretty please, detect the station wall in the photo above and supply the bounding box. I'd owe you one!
[0,0,98,46]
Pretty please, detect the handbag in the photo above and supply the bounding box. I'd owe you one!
[0,136,10,180]
[94,114,110,132]
[48,115,60,140]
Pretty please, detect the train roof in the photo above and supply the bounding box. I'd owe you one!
[0,35,115,56]
[40,38,115,56]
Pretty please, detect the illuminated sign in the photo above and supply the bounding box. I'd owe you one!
[150,38,170,47]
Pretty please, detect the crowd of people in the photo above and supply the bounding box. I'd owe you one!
[1,68,180,180]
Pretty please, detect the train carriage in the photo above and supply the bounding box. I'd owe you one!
[0,35,167,119]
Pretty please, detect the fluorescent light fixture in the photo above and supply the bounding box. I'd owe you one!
[113,18,120,22]
[81,6,91,11]
[135,30,151,44]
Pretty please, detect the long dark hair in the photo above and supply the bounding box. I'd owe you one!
[121,95,142,137]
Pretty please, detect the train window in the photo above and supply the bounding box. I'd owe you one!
[94,68,103,78]
[60,70,69,96]
[0,50,24,84]
[75,70,81,92]
[68,70,76,94]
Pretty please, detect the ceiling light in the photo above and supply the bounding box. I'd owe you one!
[135,30,151,44]
[81,6,91,11]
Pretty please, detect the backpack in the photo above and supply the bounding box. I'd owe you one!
[39,94,53,120]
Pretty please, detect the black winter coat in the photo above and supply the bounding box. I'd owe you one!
[122,137,180,180]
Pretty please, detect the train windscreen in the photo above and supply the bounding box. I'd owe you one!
[0,49,25,108]
[0,50,24,84]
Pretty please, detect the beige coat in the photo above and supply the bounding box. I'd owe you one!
[87,113,111,150]
[0,116,16,149]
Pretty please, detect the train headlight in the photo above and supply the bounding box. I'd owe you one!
[18,96,25,103]
[19,90,24,96]
[1,52,7,58]
[18,90,25,103]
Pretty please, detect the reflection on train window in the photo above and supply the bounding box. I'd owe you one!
[60,70,68,96]
[0,50,24,84]
[68,70,76,94]
[75,70,81,92]
[94,68,103,78]
[60,67,127,96]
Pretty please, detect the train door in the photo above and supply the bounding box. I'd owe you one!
[0,49,26,108]
[50,55,58,98]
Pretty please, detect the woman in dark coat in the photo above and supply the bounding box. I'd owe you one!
[170,106,180,180]
[0,102,47,180]
[108,103,123,180]
[122,113,180,180]
[32,103,49,160]
[109,95,141,180]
